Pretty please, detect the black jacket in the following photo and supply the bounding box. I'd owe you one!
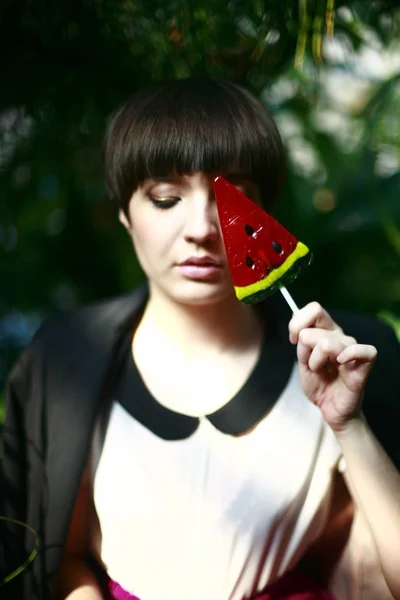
[1,285,400,599]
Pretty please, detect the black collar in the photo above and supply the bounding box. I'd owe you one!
[116,301,296,440]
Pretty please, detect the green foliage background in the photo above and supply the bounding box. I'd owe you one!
[1,0,400,397]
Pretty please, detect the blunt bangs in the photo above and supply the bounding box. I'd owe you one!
[104,78,286,214]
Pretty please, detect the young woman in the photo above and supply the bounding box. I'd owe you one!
[2,78,400,600]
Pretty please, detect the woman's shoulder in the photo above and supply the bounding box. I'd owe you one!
[30,285,147,353]
[329,308,399,348]
[8,285,148,387]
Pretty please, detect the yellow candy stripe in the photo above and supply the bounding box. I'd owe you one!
[234,241,310,301]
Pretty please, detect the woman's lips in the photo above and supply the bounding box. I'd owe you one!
[177,259,223,280]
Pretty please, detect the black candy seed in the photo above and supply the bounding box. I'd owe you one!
[272,241,282,253]
[244,224,255,236]
[246,256,254,267]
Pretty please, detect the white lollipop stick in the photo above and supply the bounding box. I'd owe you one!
[279,286,299,314]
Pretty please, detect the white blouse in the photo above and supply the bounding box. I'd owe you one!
[89,363,341,600]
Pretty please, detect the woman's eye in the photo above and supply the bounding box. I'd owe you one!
[149,195,180,209]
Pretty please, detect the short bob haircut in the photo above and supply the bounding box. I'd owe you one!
[103,77,286,216]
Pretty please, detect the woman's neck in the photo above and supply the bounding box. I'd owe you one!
[136,286,264,360]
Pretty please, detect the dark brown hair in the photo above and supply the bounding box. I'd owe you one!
[103,78,286,215]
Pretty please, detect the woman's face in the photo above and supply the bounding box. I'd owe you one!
[120,172,261,306]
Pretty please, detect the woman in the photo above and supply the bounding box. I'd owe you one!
[2,78,400,600]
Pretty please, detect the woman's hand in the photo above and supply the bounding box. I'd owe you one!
[288,302,377,432]
[290,302,400,598]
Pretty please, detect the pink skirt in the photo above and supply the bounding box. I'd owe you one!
[107,569,336,600]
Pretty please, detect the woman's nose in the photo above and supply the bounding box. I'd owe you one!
[184,199,219,244]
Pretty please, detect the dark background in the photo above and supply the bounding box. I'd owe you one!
[1,0,400,416]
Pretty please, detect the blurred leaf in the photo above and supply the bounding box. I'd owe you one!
[378,310,400,340]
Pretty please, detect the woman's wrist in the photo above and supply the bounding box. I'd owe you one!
[331,413,367,446]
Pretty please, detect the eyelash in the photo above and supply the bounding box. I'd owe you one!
[149,195,180,209]
[148,186,253,209]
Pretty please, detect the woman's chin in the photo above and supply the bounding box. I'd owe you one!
[163,282,236,307]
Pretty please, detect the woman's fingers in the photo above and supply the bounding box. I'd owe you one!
[297,329,347,369]
[336,343,377,366]
[289,304,378,387]
[296,328,375,372]
[289,302,341,344]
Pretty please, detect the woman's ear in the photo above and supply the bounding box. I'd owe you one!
[119,209,131,232]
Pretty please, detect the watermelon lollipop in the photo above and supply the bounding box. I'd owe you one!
[213,176,312,310]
